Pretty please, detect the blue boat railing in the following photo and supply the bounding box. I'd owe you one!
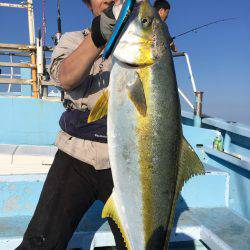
[174,52,197,111]
[0,43,60,98]
[0,46,201,108]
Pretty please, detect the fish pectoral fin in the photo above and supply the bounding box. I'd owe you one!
[126,73,147,117]
[164,136,205,247]
[87,89,109,123]
[102,193,131,250]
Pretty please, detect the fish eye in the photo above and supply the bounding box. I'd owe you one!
[141,16,152,28]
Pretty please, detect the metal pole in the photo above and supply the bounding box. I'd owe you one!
[27,0,38,98]
[0,51,30,57]
[194,91,203,127]
[27,0,35,45]
[42,85,48,98]
[0,3,26,8]
[31,53,38,98]
[37,36,46,98]
[184,53,197,93]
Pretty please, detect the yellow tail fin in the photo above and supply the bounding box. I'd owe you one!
[102,193,131,250]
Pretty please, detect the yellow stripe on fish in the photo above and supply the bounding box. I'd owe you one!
[136,67,153,245]
[136,1,155,244]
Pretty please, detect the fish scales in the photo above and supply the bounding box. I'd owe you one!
[108,22,181,250]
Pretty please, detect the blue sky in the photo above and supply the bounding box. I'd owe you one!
[1,0,250,124]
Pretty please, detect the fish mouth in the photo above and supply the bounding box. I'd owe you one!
[116,59,153,69]
[124,62,148,68]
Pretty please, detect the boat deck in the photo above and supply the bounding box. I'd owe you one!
[0,205,249,249]
[0,158,249,249]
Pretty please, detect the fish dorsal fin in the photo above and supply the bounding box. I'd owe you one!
[126,73,147,117]
[164,136,205,247]
[87,89,109,123]
[102,193,132,250]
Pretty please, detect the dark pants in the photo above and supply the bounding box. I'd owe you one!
[16,150,126,250]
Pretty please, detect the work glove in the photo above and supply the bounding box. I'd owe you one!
[91,4,116,48]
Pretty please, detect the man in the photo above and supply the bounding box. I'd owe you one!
[16,0,126,249]
[154,0,177,52]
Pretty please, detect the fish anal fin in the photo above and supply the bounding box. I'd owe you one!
[164,136,205,248]
[102,193,131,250]
[126,73,147,117]
[87,89,109,123]
[178,136,205,186]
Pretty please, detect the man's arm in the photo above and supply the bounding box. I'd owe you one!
[50,4,118,91]
[164,22,178,53]
[59,35,102,91]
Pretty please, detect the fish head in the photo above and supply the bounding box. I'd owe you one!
[113,0,169,67]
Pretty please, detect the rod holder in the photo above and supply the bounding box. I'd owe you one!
[194,91,203,127]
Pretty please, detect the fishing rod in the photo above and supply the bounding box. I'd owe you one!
[57,0,62,36]
[172,17,238,40]
[52,0,62,45]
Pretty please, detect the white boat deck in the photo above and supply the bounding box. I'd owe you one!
[0,144,57,175]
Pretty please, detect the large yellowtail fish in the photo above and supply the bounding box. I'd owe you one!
[89,0,205,249]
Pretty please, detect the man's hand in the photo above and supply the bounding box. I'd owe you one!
[91,4,116,48]
[170,41,178,53]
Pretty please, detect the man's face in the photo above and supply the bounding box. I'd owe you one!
[158,8,170,21]
[88,0,117,16]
